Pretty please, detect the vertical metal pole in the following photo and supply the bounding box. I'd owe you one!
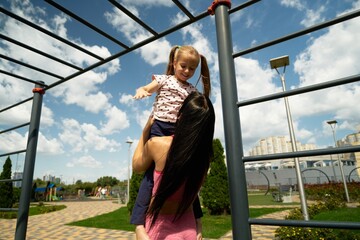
[279,74,309,220]
[127,145,130,204]
[15,82,44,240]
[329,153,337,182]
[126,140,133,204]
[214,4,252,240]
[330,127,350,202]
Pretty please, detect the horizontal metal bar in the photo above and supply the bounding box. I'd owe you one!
[0,97,33,113]
[45,0,129,49]
[233,8,360,58]
[172,0,195,20]
[243,145,360,162]
[0,122,30,134]
[0,34,83,71]
[0,54,64,79]
[237,74,360,107]
[0,208,18,212]
[0,69,48,86]
[249,218,360,230]
[0,6,103,61]
[45,6,210,90]
[109,0,158,36]
[0,178,22,182]
[0,149,26,158]
[229,0,261,15]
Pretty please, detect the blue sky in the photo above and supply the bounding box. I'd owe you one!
[1,0,359,184]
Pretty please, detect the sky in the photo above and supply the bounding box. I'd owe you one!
[1,0,360,184]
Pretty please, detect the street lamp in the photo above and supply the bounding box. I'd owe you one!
[270,55,309,220]
[126,140,133,204]
[326,120,350,202]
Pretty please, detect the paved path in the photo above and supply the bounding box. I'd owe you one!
[1,200,136,240]
[1,200,295,240]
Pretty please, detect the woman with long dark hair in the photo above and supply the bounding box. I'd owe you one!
[132,91,215,239]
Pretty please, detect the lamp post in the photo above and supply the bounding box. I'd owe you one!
[270,55,309,220]
[329,153,337,182]
[126,140,133,204]
[326,120,350,202]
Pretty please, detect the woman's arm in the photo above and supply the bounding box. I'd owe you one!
[132,117,154,173]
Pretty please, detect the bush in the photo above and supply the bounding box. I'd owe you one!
[275,197,351,240]
[0,203,66,219]
[305,182,360,202]
[201,139,230,215]
[0,157,13,208]
[127,171,144,214]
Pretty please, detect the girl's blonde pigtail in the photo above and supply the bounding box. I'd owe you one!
[200,55,211,97]
[165,46,180,75]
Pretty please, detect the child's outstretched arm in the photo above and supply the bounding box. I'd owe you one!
[133,80,159,99]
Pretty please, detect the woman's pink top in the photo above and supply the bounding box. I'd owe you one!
[152,170,185,201]
[146,170,196,240]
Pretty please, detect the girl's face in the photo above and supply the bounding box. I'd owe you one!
[173,53,199,82]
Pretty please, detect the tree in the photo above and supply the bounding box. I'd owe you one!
[75,179,83,185]
[0,156,14,208]
[127,171,144,214]
[96,176,119,187]
[200,139,230,215]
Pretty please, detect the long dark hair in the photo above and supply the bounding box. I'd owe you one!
[165,45,211,97]
[147,91,215,227]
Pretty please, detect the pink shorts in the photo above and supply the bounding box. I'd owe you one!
[146,211,196,240]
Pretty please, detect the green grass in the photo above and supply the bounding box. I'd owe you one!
[313,207,360,222]
[312,207,360,237]
[201,207,290,238]
[67,206,134,232]
[68,206,288,239]
[248,192,299,205]
[0,204,66,219]
[68,193,296,238]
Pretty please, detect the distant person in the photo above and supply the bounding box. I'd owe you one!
[101,187,107,200]
[132,92,215,239]
[131,45,211,238]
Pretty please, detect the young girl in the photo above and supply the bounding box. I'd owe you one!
[133,45,211,137]
[131,45,211,239]
[133,92,215,240]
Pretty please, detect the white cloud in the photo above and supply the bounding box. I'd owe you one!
[50,71,111,114]
[136,110,152,128]
[0,130,63,155]
[300,6,326,27]
[292,13,360,126]
[105,7,171,66]
[66,155,103,168]
[119,93,135,105]
[280,0,327,27]
[59,118,120,153]
[120,0,173,7]
[280,0,305,11]
[37,132,64,154]
[101,106,130,135]
[1,0,120,118]
[0,131,26,153]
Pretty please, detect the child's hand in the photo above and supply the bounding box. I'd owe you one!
[134,88,152,99]
[135,225,150,240]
